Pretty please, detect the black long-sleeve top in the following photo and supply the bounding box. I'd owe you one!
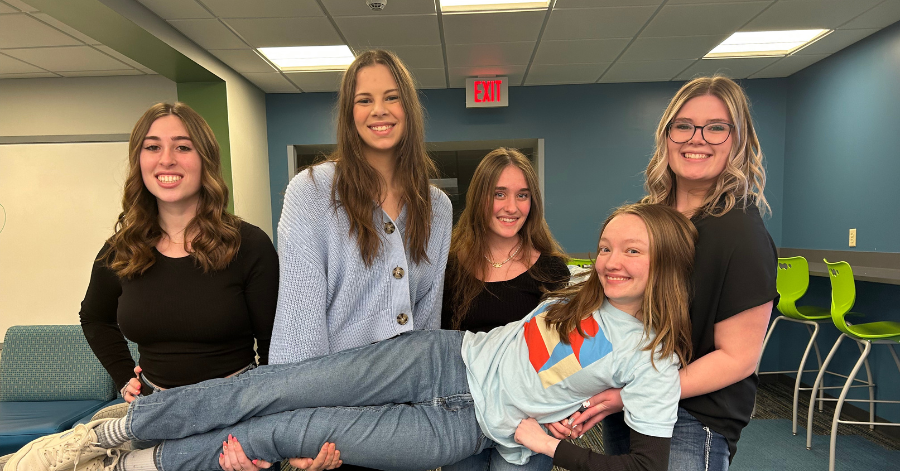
[442,253,570,332]
[79,221,278,393]
[554,429,670,471]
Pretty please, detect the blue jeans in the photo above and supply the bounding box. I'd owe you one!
[123,331,548,471]
[601,408,729,470]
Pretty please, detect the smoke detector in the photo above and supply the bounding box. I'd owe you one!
[366,0,386,11]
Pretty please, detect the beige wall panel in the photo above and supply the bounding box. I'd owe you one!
[0,142,127,339]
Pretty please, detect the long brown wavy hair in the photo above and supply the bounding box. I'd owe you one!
[544,203,696,367]
[447,147,567,329]
[103,102,241,278]
[316,49,436,266]
[642,76,769,219]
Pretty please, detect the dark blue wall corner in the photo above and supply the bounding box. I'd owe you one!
[783,21,900,252]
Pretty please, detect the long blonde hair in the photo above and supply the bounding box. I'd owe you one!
[319,49,436,266]
[544,203,696,367]
[643,76,769,219]
[448,148,567,328]
[103,102,241,278]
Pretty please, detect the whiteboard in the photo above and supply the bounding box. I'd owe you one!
[0,142,128,338]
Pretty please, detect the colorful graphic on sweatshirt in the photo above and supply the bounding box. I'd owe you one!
[523,310,612,388]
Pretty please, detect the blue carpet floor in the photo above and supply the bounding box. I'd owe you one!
[733,418,900,470]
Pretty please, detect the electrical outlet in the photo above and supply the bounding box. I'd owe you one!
[849,228,857,247]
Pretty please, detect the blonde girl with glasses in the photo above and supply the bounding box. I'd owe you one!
[554,76,778,471]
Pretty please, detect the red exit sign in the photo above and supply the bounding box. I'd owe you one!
[466,77,509,108]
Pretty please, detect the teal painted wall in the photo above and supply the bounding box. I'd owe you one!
[760,22,900,424]
[266,80,786,253]
[783,21,900,252]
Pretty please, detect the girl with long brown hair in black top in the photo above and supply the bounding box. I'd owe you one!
[442,147,570,470]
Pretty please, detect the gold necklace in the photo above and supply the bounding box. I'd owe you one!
[485,241,522,268]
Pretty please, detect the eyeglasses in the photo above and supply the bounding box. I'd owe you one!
[666,122,734,145]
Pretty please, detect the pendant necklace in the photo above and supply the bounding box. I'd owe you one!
[485,240,522,268]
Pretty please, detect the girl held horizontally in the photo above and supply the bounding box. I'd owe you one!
[7,203,694,471]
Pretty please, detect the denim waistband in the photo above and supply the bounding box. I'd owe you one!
[141,363,256,392]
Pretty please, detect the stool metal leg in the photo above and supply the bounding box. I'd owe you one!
[793,322,820,435]
[829,340,871,471]
[810,332,826,412]
[854,341,876,429]
[808,333,845,449]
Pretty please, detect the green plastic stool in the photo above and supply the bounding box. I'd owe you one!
[805,260,900,471]
[754,256,833,433]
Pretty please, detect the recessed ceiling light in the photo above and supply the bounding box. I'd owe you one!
[704,30,831,59]
[258,46,355,71]
[440,0,551,14]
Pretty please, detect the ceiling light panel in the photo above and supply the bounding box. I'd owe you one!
[705,30,831,58]
[441,0,550,14]
[258,45,354,71]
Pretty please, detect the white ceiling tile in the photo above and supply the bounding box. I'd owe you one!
[226,17,343,47]
[336,14,440,47]
[642,2,770,37]
[555,0,663,7]
[0,52,44,73]
[443,11,545,44]
[446,42,534,68]
[285,70,345,92]
[0,72,59,78]
[675,57,779,80]
[743,0,883,30]
[532,38,630,65]
[168,19,248,49]
[448,65,526,88]
[94,45,151,70]
[356,45,445,68]
[792,28,879,55]
[0,13,83,48]
[321,0,436,16]
[3,46,132,72]
[31,13,101,45]
[748,54,829,78]
[210,49,277,73]
[600,59,695,82]
[409,67,447,89]
[543,7,657,40]
[2,0,36,12]
[242,72,301,93]
[137,0,213,20]
[620,35,728,61]
[842,1,900,29]
[525,63,608,85]
[202,0,323,18]
[58,69,147,77]
[0,2,19,13]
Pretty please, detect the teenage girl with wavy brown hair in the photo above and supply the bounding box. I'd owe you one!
[79,102,278,406]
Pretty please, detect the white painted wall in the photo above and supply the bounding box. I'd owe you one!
[0,75,177,339]
[0,143,128,338]
[0,75,176,136]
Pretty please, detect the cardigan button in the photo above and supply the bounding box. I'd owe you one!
[384,221,396,234]
[396,313,409,325]
[392,267,405,279]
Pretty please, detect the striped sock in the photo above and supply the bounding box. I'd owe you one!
[95,418,130,448]
[113,447,158,471]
